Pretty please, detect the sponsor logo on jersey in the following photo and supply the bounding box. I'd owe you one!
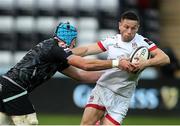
[144,38,153,45]
[132,42,138,49]
[89,95,94,102]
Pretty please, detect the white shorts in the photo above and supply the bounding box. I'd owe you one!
[86,84,135,124]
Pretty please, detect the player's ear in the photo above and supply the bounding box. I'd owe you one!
[119,22,121,26]
[118,22,122,29]
[135,24,139,32]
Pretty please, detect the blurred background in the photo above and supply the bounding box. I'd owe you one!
[0,0,180,125]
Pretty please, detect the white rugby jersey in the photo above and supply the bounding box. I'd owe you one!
[96,33,157,95]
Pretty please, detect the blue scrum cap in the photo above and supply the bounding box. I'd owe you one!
[55,22,77,46]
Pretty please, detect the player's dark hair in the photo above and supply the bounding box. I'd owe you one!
[120,11,140,23]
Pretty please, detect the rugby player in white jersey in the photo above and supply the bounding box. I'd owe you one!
[73,11,170,125]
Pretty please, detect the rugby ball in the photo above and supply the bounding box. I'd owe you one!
[130,46,150,63]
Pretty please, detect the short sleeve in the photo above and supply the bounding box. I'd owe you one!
[143,38,158,52]
[49,46,73,62]
[97,37,115,51]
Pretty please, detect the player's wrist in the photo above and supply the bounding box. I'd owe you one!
[112,59,119,68]
[144,59,150,67]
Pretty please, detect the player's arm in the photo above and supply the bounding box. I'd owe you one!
[70,43,134,71]
[50,44,121,71]
[146,48,170,66]
[61,66,103,83]
[67,55,117,71]
[71,43,103,56]
[68,43,119,71]
[132,48,170,72]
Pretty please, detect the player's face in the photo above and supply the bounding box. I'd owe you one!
[119,19,139,42]
[69,39,76,49]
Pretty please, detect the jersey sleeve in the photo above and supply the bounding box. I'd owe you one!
[49,46,72,71]
[97,37,114,52]
[49,46,72,62]
[143,38,158,52]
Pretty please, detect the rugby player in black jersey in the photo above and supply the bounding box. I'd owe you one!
[0,22,125,125]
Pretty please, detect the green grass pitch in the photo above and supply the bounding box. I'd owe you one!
[38,114,180,125]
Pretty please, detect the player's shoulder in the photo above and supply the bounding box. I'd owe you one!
[100,34,119,45]
[135,33,145,41]
[102,34,119,41]
[135,33,154,45]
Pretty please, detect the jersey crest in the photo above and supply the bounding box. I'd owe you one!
[132,42,138,49]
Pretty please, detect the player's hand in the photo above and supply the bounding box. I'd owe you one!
[118,59,136,72]
[130,57,148,73]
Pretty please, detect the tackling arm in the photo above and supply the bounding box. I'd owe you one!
[70,43,135,71]
[69,43,118,71]
[61,66,103,83]
[67,55,114,71]
[71,43,103,56]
